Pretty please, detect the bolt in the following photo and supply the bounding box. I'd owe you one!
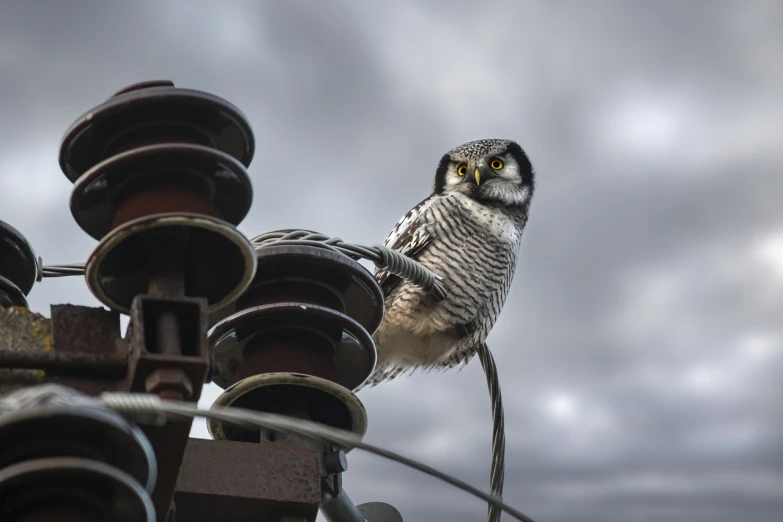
[323,449,348,475]
[145,368,193,400]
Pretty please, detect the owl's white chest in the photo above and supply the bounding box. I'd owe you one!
[452,193,522,244]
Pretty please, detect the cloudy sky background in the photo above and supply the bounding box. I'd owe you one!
[2,1,782,521]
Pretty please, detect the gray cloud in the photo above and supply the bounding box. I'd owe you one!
[1,1,782,521]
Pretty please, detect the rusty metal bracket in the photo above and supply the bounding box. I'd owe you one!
[174,438,322,522]
[49,305,129,396]
[126,294,211,522]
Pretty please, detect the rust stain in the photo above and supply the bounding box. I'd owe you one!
[20,312,53,383]
[0,306,53,391]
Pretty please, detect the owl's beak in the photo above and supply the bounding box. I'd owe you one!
[473,165,493,186]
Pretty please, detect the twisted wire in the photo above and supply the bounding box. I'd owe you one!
[40,229,447,299]
[478,342,506,522]
[42,264,85,278]
[251,230,448,299]
[372,244,446,298]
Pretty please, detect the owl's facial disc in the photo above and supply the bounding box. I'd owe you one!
[433,139,534,207]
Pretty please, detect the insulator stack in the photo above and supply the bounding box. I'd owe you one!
[0,406,157,522]
[207,243,384,449]
[53,80,264,520]
[59,80,258,314]
[0,221,40,309]
[0,81,404,521]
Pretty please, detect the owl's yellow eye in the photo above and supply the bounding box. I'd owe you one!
[457,164,467,176]
[490,158,504,170]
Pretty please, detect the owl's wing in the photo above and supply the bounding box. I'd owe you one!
[374,193,438,298]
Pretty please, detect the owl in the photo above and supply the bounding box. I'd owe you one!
[359,139,536,389]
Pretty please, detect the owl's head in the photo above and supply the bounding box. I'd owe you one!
[433,139,534,207]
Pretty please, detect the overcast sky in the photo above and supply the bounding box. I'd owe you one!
[2,1,782,521]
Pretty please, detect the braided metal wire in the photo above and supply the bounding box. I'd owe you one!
[478,342,506,522]
[39,228,505,522]
[42,263,86,278]
[250,229,448,299]
[0,385,532,521]
[119,395,532,521]
[41,230,446,300]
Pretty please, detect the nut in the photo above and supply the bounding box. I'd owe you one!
[145,368,193,399]
[322,449,348,475]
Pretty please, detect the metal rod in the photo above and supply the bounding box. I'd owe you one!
[155,312,182,356]
[0,350,127,377]
[320,488,367,522]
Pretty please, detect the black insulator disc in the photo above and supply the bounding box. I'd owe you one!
[0,276,27,308]
[111,80,175,97]
[357,502,404,522]
[59,80,254,182]
[0,457,154,522]
[85,213,257,314]
[238,244,384,336]
[210,302,377,391]
[0,406,157,492]
[70,143,253,240]
[207,372,368,446]
[0,221,39,297]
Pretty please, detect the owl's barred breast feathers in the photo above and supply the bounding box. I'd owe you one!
[374,194,438,295]
[360,138,534,389]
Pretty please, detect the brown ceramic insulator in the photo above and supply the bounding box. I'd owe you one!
[211,302,377,391]
[110,185,221,232]
[236,330,339,383]
[59,81,255,183]
[70,144,252,241]
[237,280,345,312]
[12,503,102,522]
[103,124,212,160]
[243,244,384,336]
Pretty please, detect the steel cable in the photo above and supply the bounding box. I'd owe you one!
[478,342,506,522]
[100,391,535,522]
[0,385,532,520]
